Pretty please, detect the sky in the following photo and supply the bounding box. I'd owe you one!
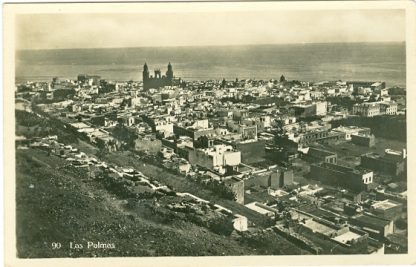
[16,9,405,50]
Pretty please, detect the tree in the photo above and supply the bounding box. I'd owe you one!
[280,75,286,83]
[112,124,138,149]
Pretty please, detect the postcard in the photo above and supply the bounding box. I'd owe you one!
[3,1,416,266]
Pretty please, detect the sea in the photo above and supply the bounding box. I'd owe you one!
[15,42,406,87]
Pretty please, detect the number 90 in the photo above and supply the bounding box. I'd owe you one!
[51,242,62,249]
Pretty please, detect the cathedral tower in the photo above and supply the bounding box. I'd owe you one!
[166,62,173,81]
[143,62,149,81]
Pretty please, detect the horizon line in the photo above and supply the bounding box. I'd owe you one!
[17,40,405,52]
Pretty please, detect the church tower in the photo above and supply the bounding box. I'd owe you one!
[143,63,149,81]
[166,62,173,81]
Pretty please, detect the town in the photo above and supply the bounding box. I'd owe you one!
[15,62,407,256]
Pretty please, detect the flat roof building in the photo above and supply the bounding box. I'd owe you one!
[360,152,405,177]
[310,162,373,192]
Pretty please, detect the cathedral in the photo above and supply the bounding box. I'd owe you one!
[142,62,174,90]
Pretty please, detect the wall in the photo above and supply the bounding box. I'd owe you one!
[350,215,392,239]
[304,148,337,164]
[280,170,294,188]
[351,134,375,147]
[155,123,174,136]
[372,203,403,221]
[248,174,270,188]
[241,126,257,140]
[224,151,241,166]
[193,119,209,129]
[315,101,328,116]
[235,140,266,164]
[270,172,279,189]
[187,149,214,170]
[310,163,345,186]
[361,155,405,177]
[194,128,216,141]
[310,163,369,192]
[161,138,177,150]
[143,75,172,90]
[273,226,322,255]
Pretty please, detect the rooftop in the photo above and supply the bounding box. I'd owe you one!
[371,199,401,211]
[332,231,362,244]
[245,202,273,215]
[307,147,336,157]
[302,219,336,236]
[352,213,391,228]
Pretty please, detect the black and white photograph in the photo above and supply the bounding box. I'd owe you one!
[3,1,416,266]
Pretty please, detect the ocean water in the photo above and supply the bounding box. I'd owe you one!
[16,42,406,87]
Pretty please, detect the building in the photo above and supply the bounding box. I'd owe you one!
[142,62,174,90]
[276,168,294,188]
[352,102,380,117]
[290,102,328,118]
[173,124,216,141]
[310,162,373,192]
[248,168,293,190]
[290,104,316,118]
[315,101,328,116]
[226,120,258,141]
[360,152,406,177]
[350,213,394,239]
[118,115,135,127]
[347,81,386,92]
[275,116,297,128]
[303,147,337,164]
[233,139,266,164]
[297,130,344,146]
[241,116,272,133]
[331,126,371,141]
[352,101,397,117]
[379,102,398,115]
[186,144,241,174]
[77,74,101,86]
[370,82,387,91]
[384,149,407,161]
[247,171,270,188]
[141,114,176,136]
[351,133,375,147]
[370,200,403,221]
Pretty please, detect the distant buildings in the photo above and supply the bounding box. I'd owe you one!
[347,81,386,92]
[77,74,101,86]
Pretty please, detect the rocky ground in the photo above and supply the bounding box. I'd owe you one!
[16,148,308,257]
